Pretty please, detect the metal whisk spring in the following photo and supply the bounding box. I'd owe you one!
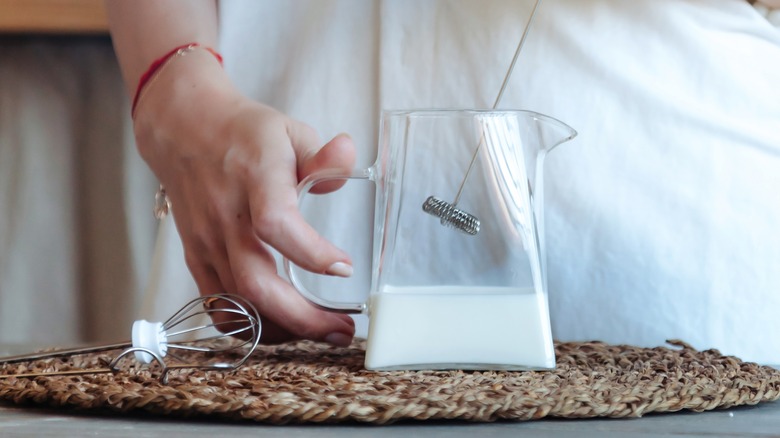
[423,196,481,236]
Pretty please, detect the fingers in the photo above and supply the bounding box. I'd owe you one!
[181,205,355,346]
[238,264,356,346]
[144,100,360,346]
[244,121,355,277]
[238,119,358,343]
[223,214,355,345]
[248,190,353,277]
[177,178,356,345]
[297,132,357,194]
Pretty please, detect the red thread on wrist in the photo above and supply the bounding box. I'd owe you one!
[131,43,223,115]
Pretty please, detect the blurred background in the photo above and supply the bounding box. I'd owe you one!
[0,0,158,345]
[0,0,777,348]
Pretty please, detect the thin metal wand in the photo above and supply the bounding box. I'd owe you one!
[422,0,542,235]
[451,0,542,207]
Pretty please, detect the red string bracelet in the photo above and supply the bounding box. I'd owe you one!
[131,43,224,117]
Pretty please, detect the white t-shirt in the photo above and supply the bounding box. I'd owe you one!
[148,0,780,364]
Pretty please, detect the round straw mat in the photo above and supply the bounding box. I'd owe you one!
[1,339,778,424]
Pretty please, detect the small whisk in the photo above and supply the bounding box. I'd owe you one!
[422,0,542,235]
[0,294,261,384]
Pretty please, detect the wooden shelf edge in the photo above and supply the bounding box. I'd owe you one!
[0,0,108,34]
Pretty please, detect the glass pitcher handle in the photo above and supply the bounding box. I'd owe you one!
[283,168,374,314]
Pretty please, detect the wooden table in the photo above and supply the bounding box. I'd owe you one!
[1,400,778,437]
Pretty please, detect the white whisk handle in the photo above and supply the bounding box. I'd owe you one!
[131,320,168,364]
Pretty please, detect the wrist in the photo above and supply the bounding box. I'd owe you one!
[131,44,222,116]
[132,46,237,170]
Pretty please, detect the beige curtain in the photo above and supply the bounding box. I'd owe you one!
[0,36,157,345]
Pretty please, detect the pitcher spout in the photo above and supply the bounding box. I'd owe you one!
[529,111,578,153]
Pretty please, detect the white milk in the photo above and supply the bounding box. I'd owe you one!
[365,286,555,370]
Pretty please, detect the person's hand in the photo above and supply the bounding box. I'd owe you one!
[133,49,356,346]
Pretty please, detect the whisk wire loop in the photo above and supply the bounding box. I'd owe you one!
[0,294,262,384]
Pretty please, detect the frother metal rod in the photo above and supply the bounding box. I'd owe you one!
[422,0,543,235]
[450,0,542,207]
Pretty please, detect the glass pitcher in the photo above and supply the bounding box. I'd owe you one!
[285,109,577,370]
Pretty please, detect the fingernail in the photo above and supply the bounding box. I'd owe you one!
[324,332,353,347]
[326,262,353,277]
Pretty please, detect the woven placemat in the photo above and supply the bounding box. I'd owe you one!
[1,339,778,424]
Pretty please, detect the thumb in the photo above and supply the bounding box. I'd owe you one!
[298,133,357,194]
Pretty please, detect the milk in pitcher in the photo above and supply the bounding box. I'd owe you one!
[365,286,555,370]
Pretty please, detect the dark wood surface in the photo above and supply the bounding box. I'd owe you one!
[0,400,779,437]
